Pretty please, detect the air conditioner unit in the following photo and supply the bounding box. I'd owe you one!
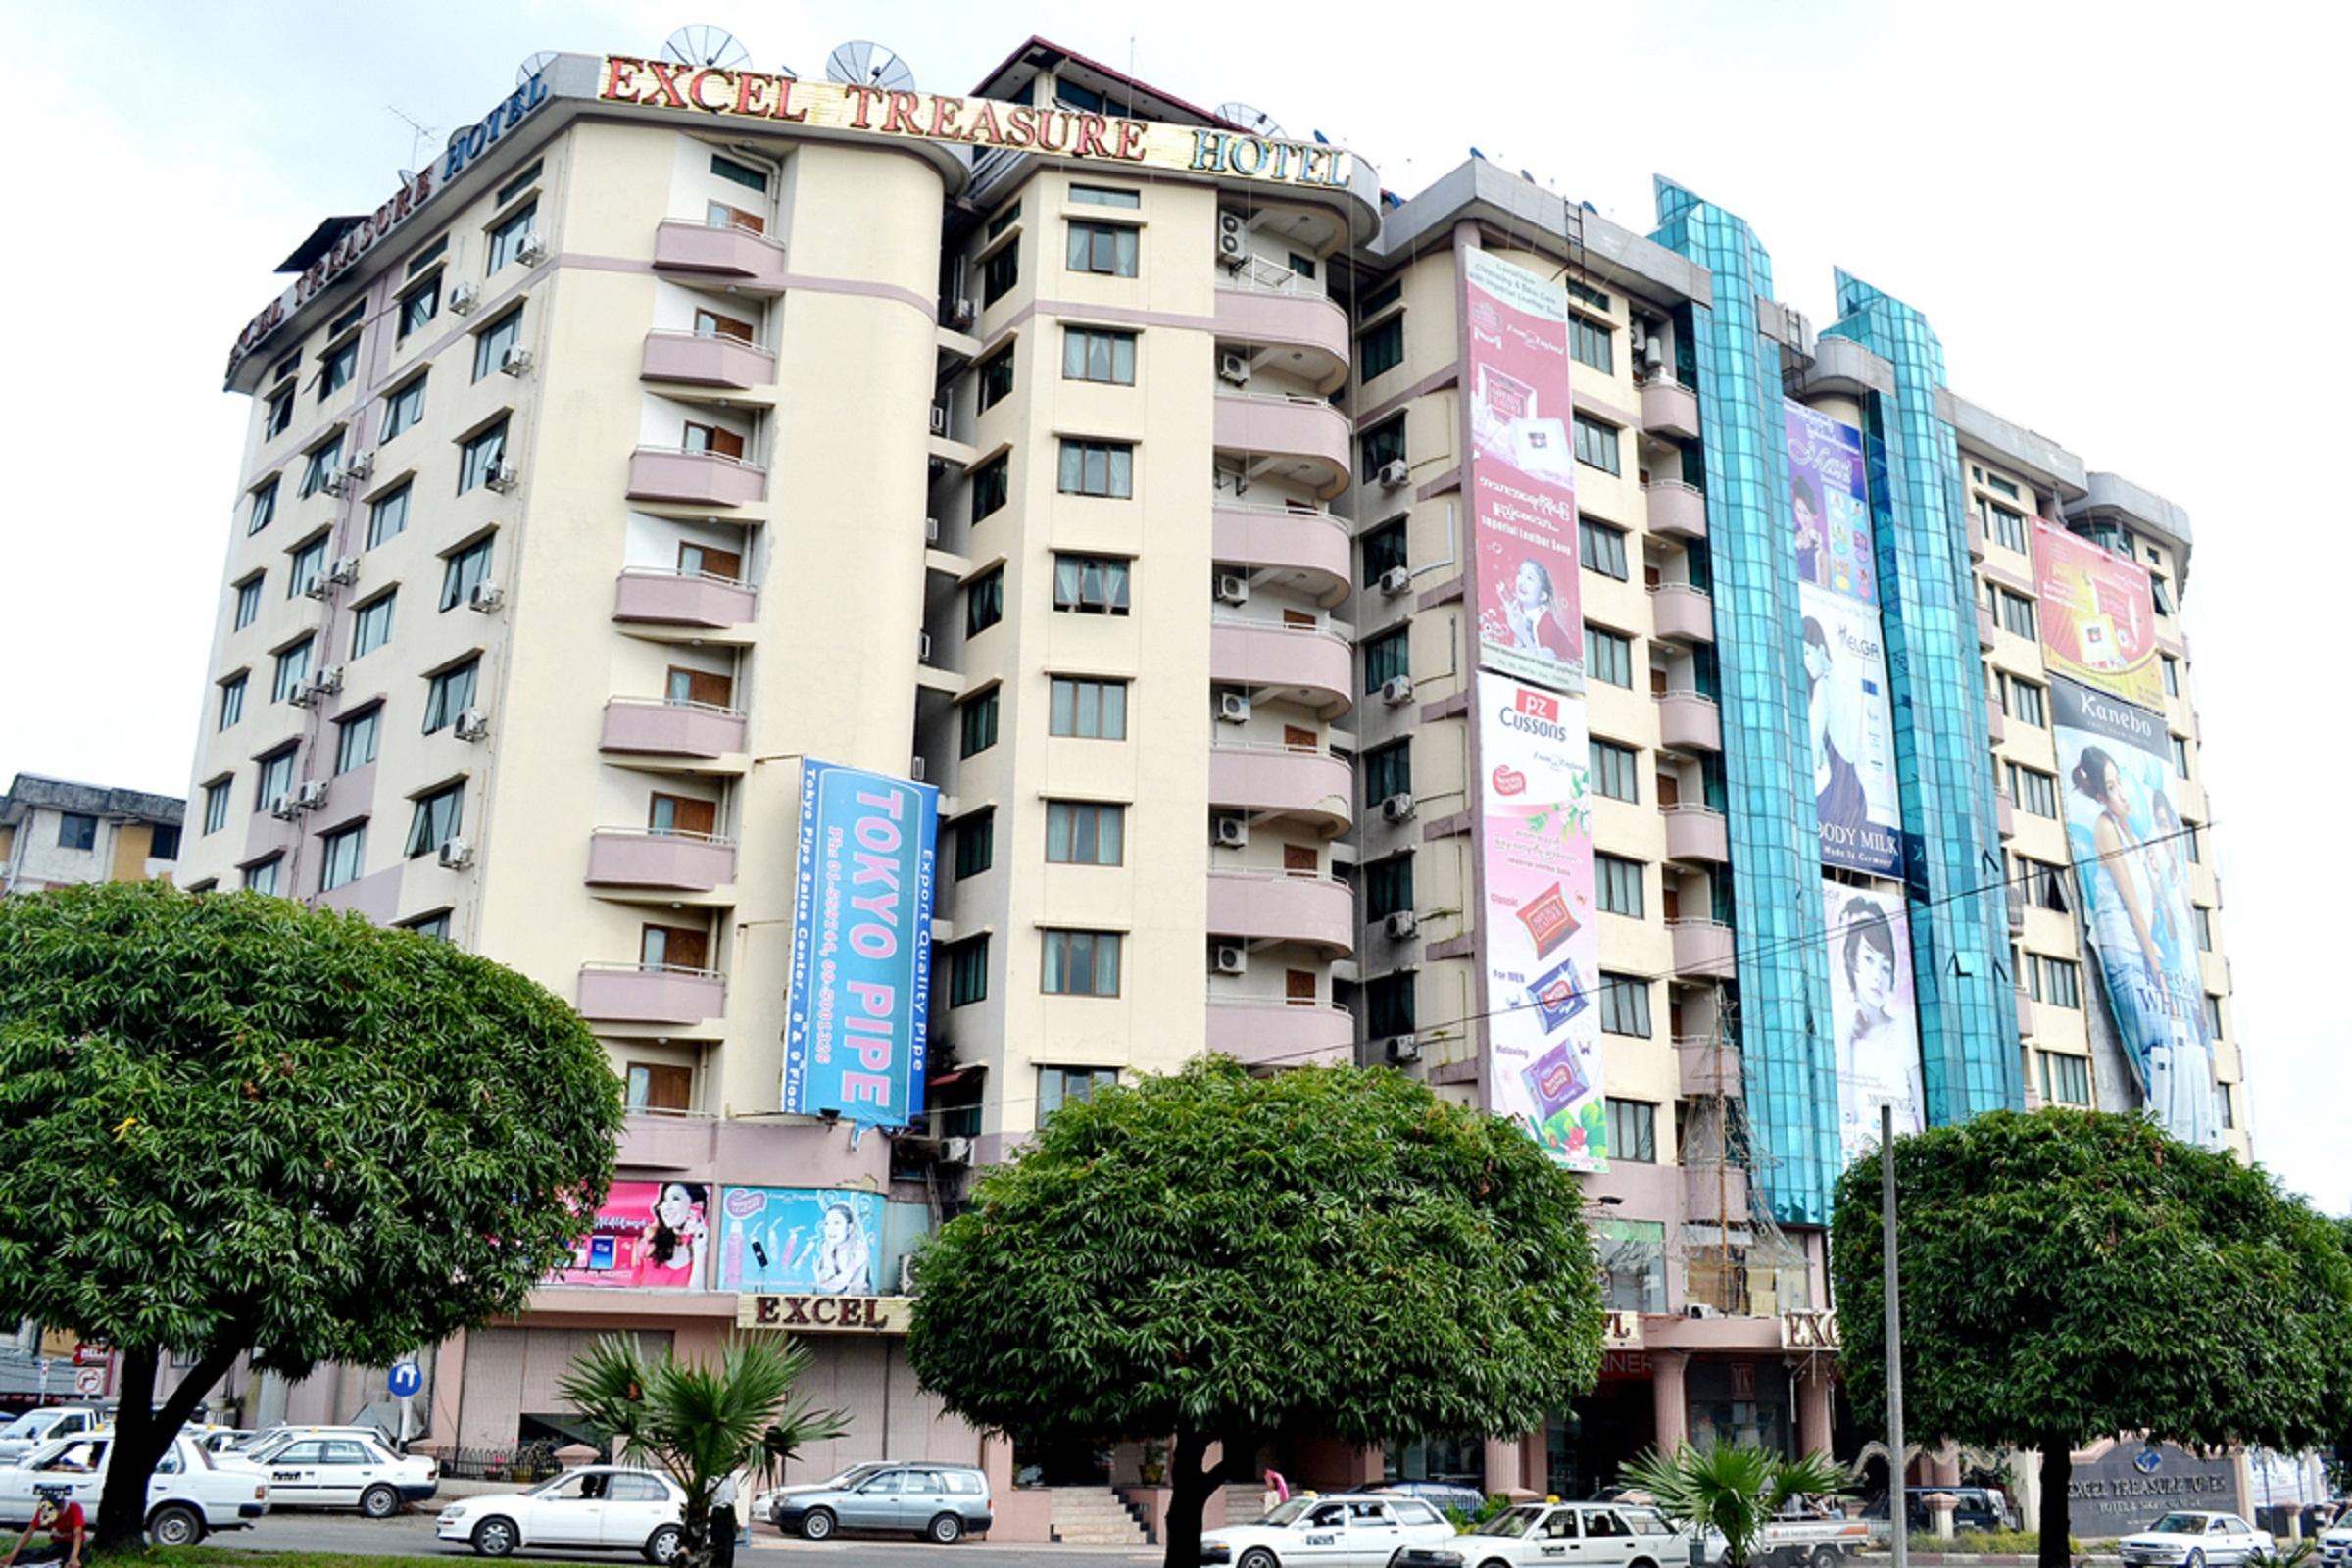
[269,794,301,822]
[499,345,533,376]
[908,756,927,782]
[327,555,360,586]
[1383,910,1418,940]
[448,281,480,316]
[949,298,976,330]
[928,405,949,438]
[1687,1302,1720,1320]
[484,462,520,494]
[294,779,329,809]
[917,631,934,663]
[1217,352,1251,386]
[307,665,344,699]
[1381,675,1415,706]
[897,1253,919,1294]
[320,467,353,499]
[466,582,505,613]
[514,233,550,267]
[1213,573,1250,606]
[1213,814,1248,849]
[1381,792,1416,823]
[1217,691,1251,724]
[1211,943,1248,976]
[1377,460,1410,490]
[301,571,331,600]
[938,1136,974,1167]
[1385,1034,1422,1065]
[924,516,941,545]
[1379,565,1411,597]
[437,838,474,870]
[454,708,492,742]
[1215,210,1249,269]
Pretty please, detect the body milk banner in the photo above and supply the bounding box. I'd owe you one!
[1799,581,1902,876]
[2049,678,2220,1148]
[1785,401,1877,605]
[2034,519,2164,710]
[716,1188,885,1295]
[1464,248,1583,692]
[784,761,939,1130]
[1478,674,1605,1169]
[1821,878,1924,1161]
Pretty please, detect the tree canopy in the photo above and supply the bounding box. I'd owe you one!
[1831,1108,2352,1568]
[906,1055,1606,1568]
[0,883,625,1547]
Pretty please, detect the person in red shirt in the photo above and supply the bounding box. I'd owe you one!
[6,1495,85,1568]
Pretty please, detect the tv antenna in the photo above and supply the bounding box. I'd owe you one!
[385,105,435,179]
[1216,102,1286,140]
[825,40,914,92]
[516,50,559,87]
[662,25,750,70]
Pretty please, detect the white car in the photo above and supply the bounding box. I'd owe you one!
[1200,1491,1458,1567]
[2318,1513,2350,1568]
[0,1407,109,1465]
[0,1431,269,1545]
[2119,1511,2275,1568]
[1456,1500,1696,1568]
[436,1465,685,1562]
[216,1431,437,1516]
[232,1422,394,1453]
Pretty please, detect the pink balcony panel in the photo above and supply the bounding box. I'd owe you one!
[1675,1036,1743,1099]
[600,699,748,759]
[1212,394,1351,495]
[577,964,727,1025]
[586,830,738,892]
[1987,693,2006,742]
[2016,986,2036,1039]
[1669,919,1737,980]
[1687,1163,1750,1225]
[1209,621,1353,715]
[1644,481,1707,541]
[1656,692,1722,753]
[652,220,790,291]
[1211,503,1351,601]
[627,449,768,507]
[1997,791,2016,839]
[1661,805,1730,864]
[1648,585,1716,644]
[1206,870,1354,955]
[1206,999,1354,1069]
[1210,746,1353,832]
[612,568,758,629]
[1967,510,1987,562]
[1212,287,1350,388]
[1640,378,1702,442]
[1977,600,1998,649]
[641,329,777,390]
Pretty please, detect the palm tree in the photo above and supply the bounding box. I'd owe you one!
[559,1334,850,1568]
[1622,1441,1850,1568]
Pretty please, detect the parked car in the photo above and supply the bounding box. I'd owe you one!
[1380,1480,1490,1519]
[770,1462,993,1544]
[1860,1487,2019,1539]
[216,1430,437,1516]
[436,1465,684,1562]
[0,1431,269,1545]
[1454,1499,1695,1568]
[2317,1509,2351,1568]
[233,1422,397,1454]
[0,1407,109,1465]
[756,1460,892,1527]
[2119,1511,2275,1568]
[189,1426,257,1455]
[1200,1491,1458,1567]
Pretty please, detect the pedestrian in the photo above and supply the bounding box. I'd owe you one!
[710,1471,740,1568]
[5,1495,85,1568]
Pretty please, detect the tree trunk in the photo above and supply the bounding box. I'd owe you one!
[93,1340,242,1552]
[1162,1428,1250,1568]
[681,1491,711,1568]
[2038,1441,2074,1568]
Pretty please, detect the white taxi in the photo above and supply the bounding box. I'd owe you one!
[1454,1500,1693,1568]
[217,1430,437,1516]
[2119,1511,2274,1568]
[0,1432,269,1545]
[435,1465,685,1562]
[2319,1512,2350,1568]
[1200,1492,1458,1567]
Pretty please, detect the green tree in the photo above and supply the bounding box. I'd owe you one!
[906,1056,1607,1568]
[1831,1109,2352,1568]
[558,1335,850,1567]
[1623,1441,1848,1568]
[0,883,625,1552]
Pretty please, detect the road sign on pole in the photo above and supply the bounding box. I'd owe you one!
[387,1362,423,1398]
[73,1366,103,1396]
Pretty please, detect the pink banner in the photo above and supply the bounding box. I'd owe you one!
[2032,518,2163,710]
[548,1181,710,1290]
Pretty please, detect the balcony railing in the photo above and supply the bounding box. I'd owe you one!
[576,960,727,1024]
[599,697,750,759]
[1206,867,1354,954]
[612,566,758,630]
[1647,583,1716,644]
[640,328,777,391]
[586,828,739,893]
[626,445,769,508]
[1204,995,1353,1068]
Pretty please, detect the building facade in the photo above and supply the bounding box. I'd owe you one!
[0,774,182,895]
[174,35,2240,1520]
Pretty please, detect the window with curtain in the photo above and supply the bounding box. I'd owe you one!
[1605,1099,1657,1163]
[1057,440,1134,498]
[368,483,411,549]
[958,689,999,757]
[1065,220,1139,277]
[406,783,465,858]
[1364,854,1414,920]
[1049,676,1127,738]
[1052,554,1131,613]
[202,778,231,835]
[970,455,1009,522]
[1598,972,1651,1036]
[1362,740,1411,806]
[319,823,368,892]
[1580,519,1629,580]
[1362,626,1409,691]
[965,567,1004,636]
[1062,327,1137,384]
[1045,801,1124,865]
[947,935,989,1006]
[1041,929,1121,996]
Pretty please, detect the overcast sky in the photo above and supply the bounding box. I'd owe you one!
[6,1,2340,1211]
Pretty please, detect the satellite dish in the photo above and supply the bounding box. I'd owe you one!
[1217,102,1286,140]
[516,51,559,87]
[774,61,798,78]
[662,25,750,70]
[825,40,915,92]
[398,169,419,186]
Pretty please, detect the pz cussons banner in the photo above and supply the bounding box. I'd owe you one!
[2033,518,2164,710]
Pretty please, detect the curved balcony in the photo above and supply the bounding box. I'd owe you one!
[652,219,790,293]
[1210,743,1353,835]
[577,961,726,1025]
[1213,391,1351,499]
[1643,480,1707,541]
[1209,619,1354,717]
[1640,377,1702,442]
[1206,997,1354,1069]
[600,697,748,760]
[1687,1163,1750,1225]
[586,829,738,893]
[612,567,758,632]
[1212,500,1351,605]
[627,447,768,508]
[1669,918,1737,980]
[1655,691,1722,753]
[641,329,777,392]
[1206,869,1355,955]
[1675,1035,1743,1098]
[1661,804,1729,864]
[1648,584,1715,644]
[1977,600,1998,650]
[1213,284,1350,392]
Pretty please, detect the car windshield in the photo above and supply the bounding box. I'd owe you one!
[2149,1515,2208,1535]
[1474,1506,1546,1539]
[1260,1500,1326,1527]
[0,1412,62,1442]
[825,1462,891,1489]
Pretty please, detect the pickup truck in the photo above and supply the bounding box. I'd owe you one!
[1705,1511,1875,1568]
[0,1432,270,1545]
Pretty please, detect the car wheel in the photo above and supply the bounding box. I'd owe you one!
[472,1516,520,1558]
[361,1484,402,1520]
[1814,1547,1843,1568]
[148,1503,205,1547]
[801,1508,838,1542]
[927,1512,965,1544]
[643,1524,682,1564]
[1238,1549,1281,1568]
[1482,1559,1516,1568]
[2185,1553,2205,1568]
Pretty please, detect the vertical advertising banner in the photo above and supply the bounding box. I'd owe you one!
[784,761,940,1130]
[715,1188,886,1295]
[1477,674,1606,1169]
[1821,878,1925,1161]
[1463,248,1584,692]
[1798,582,1903,876]
[2033,519,2164,710]
[548,1181,710,1290]
[1784,401,1877,604]
[2049,678,2220,1148]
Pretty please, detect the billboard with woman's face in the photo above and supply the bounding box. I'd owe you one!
[548,1180,710,1290]
[1822,877,1924,1162]
[1785,402,1876,605]
[1799,582,1902,876]
[715,1188,884,1295]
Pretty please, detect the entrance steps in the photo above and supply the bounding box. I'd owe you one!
[1050,1487,1151,1545]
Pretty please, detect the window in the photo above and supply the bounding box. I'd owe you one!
[1580,519,1630,580]
[1070,183,1141,208]
[1363,971,1416,1038]
[423,658,479,734]
[1590,740,1640,803]
[1050,676,1127,739]
[147,823,180,860]
[2204,994,2225,1037]
[1358,315,1404,380]
[1053,554,1130,613]
[970,455,1009,523]
[1065,220,1139,276]
[694,307,756,343]
[264,383,295,440]
[495,161,544,208]
[2040,1051,2091,1107]
[946,686,996,757]
[710,152,769,192]
[487,201,537,272]
[1361,416,1406,474]
[626,1063,693,1112]
[1354,522,1409,591]
[954,810,994,880]
[1606,1099,1657,1163]
[2150,574,2175,615]
[1363,739,1411,806]
[458,419,509,494]
[244,857,282,896]
[286,534,328,599]
[1984,498,2028,554]
[335,708,380,773]
[1997,587,2038,640]
[2020,855,2070,912]
[1598,972,1652,1037]
[2170,734,2191,778]
[987,201,1021,240]
[473,306,525,381]
[2002,674,2047,728]
[965,567,1004,636]
[942,934,990,1007]
[1057,439,1134,498]
[440,535,494,610]
[1357,629,1408,696]
[2194,906,2213,952]
[1046,801,1125,865]
[1039,1064,1118,1118]
[1363,854,1414,920]
[981,241,1019,306]
[247,479,279,535]
[978,345,1015,409]
[256,748,297,810]
[2218,1084,2234,1129]
[271,639,313,704]
[202,778,231,835]
[1062,327,1137,385]
[1596,854,1645,918]
[1985,472,2021,501]
[1597,1218,1667,1312]
[319,823,368,892]
[1042,929,1121,996]
[319,336,360,401]
[232,574,264,630]
[398,273,440,339]
[298,434,343,498]
[1588,626,1634,688]
[368,483,411,549]
[348,592,396,659]
[2162,655,2180,697]
[404,236,448,279]
[2034,955,2082,1009]
[217,673,247,731]
[2184,822,2202,862]
[55,812,97,852]
[2007,763,2058,818]
[379,373,427,441]
[1572,415,1621,475]
[1568,314,1614,374]
[406,782,465,858]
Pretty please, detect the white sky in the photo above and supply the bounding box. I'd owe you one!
[5,0,2341,1211]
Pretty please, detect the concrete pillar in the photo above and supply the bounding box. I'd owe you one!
[1485,1435,1525,1500]
[1796,1364,1834,1458]
[429,1331,467,1447]
[1651,1351,1690,1452]
[1927,1447,1962,1487]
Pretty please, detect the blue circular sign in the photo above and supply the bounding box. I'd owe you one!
[2133,1446,2164,1476]
[387,1361,423,1398]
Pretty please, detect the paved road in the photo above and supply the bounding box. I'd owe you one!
[214,1511,1162,1566]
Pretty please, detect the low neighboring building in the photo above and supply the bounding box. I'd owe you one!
[0,773,184,894]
